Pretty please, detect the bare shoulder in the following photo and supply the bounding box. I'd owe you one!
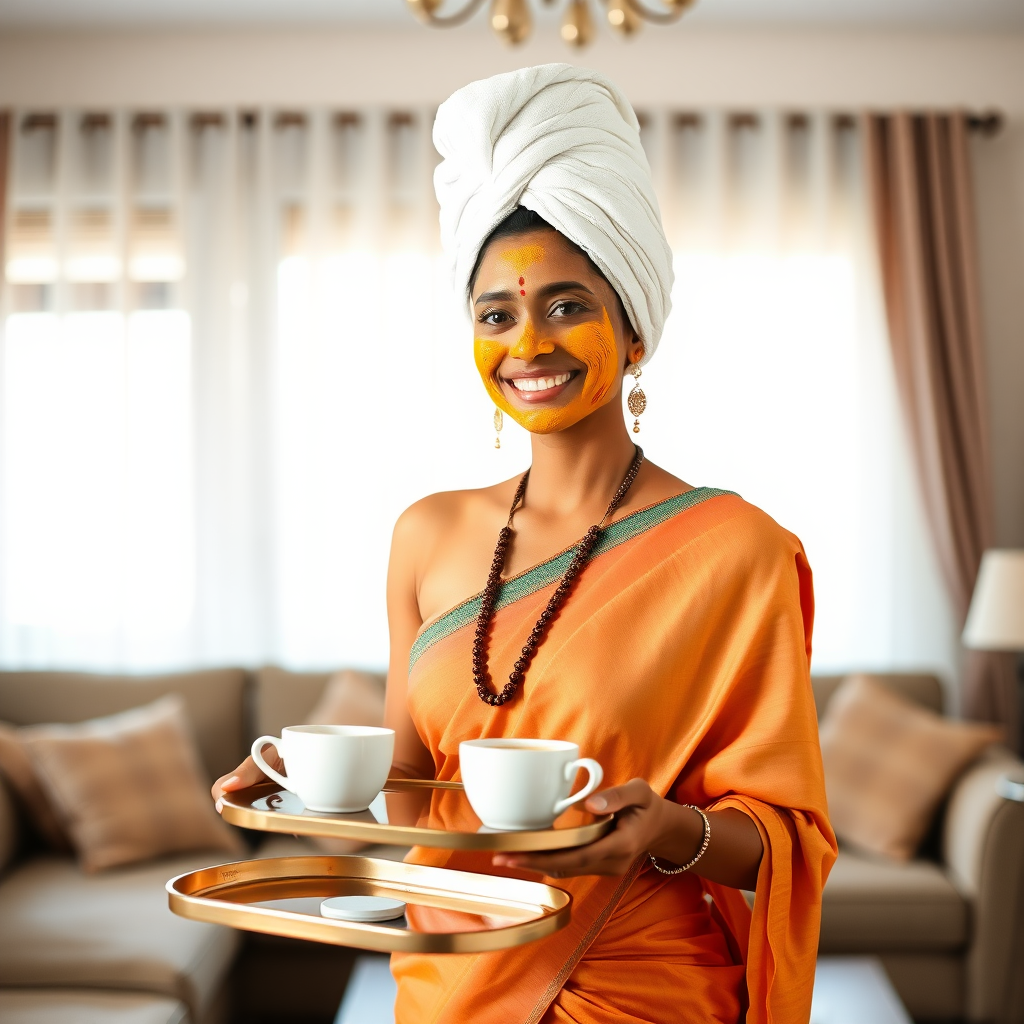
[391,475,530,623]
[391,476,524,579]
[394,478,518,545]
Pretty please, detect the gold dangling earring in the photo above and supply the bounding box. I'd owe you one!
[627,364,646,434]
[493,407,503,449]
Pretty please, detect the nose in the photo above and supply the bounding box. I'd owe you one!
[509,320,555,362]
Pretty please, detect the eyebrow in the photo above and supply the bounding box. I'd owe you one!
[475,289,516,304]
[538,281,594,298]
[473,280,595,305]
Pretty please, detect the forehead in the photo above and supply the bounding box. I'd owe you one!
[475,228,600,288]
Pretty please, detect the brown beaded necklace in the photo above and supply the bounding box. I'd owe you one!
[472,445,645,706]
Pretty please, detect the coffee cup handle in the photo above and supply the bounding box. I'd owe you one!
[250,736,294,793]
[553,758,604,817]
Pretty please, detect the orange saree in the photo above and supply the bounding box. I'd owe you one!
[392,489,837,1024]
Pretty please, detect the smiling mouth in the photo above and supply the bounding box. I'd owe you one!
[508,371,575,394]
[499,368,581,399]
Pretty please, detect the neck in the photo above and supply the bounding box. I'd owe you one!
[523,395,638,518]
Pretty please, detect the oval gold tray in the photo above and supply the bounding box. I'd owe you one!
[219,778,614,851]
[167,854,571,953]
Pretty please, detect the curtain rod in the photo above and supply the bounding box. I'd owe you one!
[668,109,1004,136]
[966,111,1003,136]
[6,107,1005,138]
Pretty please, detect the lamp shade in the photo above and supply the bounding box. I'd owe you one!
[963,550,1024,651]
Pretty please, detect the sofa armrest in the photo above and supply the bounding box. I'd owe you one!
[0,773,21,878]
[943,748,1024,1024]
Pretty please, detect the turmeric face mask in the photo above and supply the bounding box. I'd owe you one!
[474,305,620,435]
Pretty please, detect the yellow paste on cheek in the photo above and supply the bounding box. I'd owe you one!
[474,307,620,435]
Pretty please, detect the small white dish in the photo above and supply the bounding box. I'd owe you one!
[320,896,407,923]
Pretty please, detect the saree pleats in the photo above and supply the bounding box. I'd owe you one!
[392,490,836,1024]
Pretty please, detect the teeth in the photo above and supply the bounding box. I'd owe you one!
[511,372,572,393]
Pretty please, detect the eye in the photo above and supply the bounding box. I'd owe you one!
[550,300,586,318]
[478,308,513,326]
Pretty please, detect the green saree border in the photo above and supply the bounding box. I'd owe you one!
[408,486,735,671]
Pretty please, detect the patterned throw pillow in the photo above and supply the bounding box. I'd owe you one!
[819,674,1003,861]
[19,695,242,872]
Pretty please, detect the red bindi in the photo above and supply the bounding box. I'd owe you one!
[520,290,526,296]
[519,277,525,285]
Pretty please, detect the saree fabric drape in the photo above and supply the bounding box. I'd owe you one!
[392,489,836,1024]
[864,113,1015,737]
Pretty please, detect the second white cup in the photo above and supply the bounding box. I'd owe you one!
[251,725,394,813]
[459,738,603,831]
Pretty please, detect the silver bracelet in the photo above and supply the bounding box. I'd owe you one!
[648,804,711,875]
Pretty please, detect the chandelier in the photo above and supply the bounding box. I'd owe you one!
[406,0,698,47]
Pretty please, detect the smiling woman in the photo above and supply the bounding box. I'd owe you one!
[214,63,836,1024]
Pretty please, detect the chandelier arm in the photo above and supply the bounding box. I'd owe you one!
[415,0,489,27]
[622,0,689,25]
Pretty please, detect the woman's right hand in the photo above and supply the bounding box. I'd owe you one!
[211,745,283,808]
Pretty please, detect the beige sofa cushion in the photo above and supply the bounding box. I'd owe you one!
[820,848,968,952]
[309,669,386,727]
[0,990,187,1024]
[812,672,944,721]
[252,666,387,741]
[251,666,332,740]
[0,850,239,1019]
[0,669,248,782]
[22,696,242,872]
[820,674,1002,860]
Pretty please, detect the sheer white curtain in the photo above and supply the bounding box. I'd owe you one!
[640,111,957,685]
[0,105,958,686]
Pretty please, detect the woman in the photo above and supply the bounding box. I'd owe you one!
[214,65,836,1024]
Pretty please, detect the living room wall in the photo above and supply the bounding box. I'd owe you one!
[1,25,1022,548]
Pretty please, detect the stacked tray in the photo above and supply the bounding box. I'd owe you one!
[167,778,614,952]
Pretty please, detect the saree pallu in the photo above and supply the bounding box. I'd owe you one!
[392,489,837,1024]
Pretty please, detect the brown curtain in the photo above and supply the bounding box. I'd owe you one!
[864,112,1016,739]
[0,112,9,281]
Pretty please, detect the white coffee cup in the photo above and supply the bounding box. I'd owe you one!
[459,739,603,831]
[251,725,394,813]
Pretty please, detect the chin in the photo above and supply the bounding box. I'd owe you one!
[513,408,590,435]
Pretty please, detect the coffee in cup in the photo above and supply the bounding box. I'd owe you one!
[459,738,603,831]
[251,725,394,813]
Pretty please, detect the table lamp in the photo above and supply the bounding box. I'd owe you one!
[963,549,1024,758]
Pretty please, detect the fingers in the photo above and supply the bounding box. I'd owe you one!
[494,842,633,878]
[584,777,653,815]
[495,812,646,878]
[211,751,281,803]
[496,780,661,878]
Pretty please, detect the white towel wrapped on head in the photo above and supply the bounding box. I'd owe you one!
[433,63,673,363]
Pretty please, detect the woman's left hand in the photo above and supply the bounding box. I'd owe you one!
[492,778,700,878]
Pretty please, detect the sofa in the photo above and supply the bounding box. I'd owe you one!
[0,666,388,1024]
[0,668,1021,1024]
[814,673,1024,1024]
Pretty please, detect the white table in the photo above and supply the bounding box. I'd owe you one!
[336,953,913,1024]
[335,956,395,1024]
[812,957,913,1024]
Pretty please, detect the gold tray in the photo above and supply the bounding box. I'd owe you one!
[167,854,571,953]
[219,778,614,851]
